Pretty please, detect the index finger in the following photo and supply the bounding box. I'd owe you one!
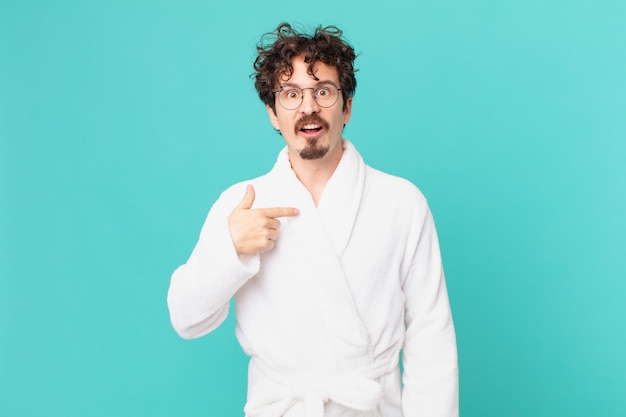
[257,207,300,218]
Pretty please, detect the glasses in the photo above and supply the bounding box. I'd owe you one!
[273,84,342,110]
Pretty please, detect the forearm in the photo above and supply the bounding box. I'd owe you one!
[402,290,458,416]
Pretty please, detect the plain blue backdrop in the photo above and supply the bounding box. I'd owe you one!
[1,1,625,416]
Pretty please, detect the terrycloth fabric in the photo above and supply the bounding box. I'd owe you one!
[167,140,458,417]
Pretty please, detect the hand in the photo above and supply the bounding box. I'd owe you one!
[228,185,299,255]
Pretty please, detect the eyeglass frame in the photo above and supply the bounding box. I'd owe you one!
[272,83,343,110]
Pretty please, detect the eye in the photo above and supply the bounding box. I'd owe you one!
[284,89,300,100]
[316,87,330,97]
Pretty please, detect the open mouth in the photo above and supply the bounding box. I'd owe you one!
[296,116,329,138]
[299,123,323,135]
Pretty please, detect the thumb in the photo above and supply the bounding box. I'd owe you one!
[236,184,255,210]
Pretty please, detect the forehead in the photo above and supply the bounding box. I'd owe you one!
[278,57,340,85]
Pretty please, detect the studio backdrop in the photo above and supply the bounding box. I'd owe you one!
[1,1,624,416]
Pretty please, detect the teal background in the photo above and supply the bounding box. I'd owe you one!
[1,0,625,416]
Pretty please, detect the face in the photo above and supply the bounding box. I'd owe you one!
[266,56,352,163]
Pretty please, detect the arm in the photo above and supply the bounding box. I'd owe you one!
[401,206,459,417]
[167,188,260,339]
[167,184,299,339]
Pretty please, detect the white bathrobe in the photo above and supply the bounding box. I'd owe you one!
[167,140,458,417]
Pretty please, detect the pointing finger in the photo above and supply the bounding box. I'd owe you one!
[258,206,300,219]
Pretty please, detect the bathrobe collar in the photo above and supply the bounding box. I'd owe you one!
[272,139,366,258]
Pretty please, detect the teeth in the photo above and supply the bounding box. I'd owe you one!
[302,124,321,130]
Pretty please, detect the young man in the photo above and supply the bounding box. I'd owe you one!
[168,23,458,417]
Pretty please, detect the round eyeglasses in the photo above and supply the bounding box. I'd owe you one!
[273,84,342,110]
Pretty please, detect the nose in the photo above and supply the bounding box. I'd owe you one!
[299,88,321,115]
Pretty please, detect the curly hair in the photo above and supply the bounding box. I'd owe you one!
[253,23,357,113]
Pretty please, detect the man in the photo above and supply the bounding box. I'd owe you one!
[168,23,458,417]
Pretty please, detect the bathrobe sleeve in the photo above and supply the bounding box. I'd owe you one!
[167,185,260,340]
[401,203,459,417]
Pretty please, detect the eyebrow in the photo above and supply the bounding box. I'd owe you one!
[279,80,339,89]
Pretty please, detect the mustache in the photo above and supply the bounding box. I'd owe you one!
[294,114,329,132]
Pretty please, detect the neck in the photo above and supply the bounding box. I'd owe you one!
[288,145,343,206]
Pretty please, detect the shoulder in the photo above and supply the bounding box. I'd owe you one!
[364,165,428,208]
[360,166,437,252]
[361,165,435,235]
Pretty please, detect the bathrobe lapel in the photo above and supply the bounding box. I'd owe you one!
[271,141,373,364]
[244,142,395,417]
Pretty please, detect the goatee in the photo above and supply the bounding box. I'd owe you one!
[299,139,329,160]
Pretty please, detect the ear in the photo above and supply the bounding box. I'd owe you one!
[343,97,353,125]
[266,105,280,130]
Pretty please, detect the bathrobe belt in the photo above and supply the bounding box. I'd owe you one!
[244,355,397,417]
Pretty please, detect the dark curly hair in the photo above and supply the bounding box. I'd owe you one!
[253,23,357,114]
